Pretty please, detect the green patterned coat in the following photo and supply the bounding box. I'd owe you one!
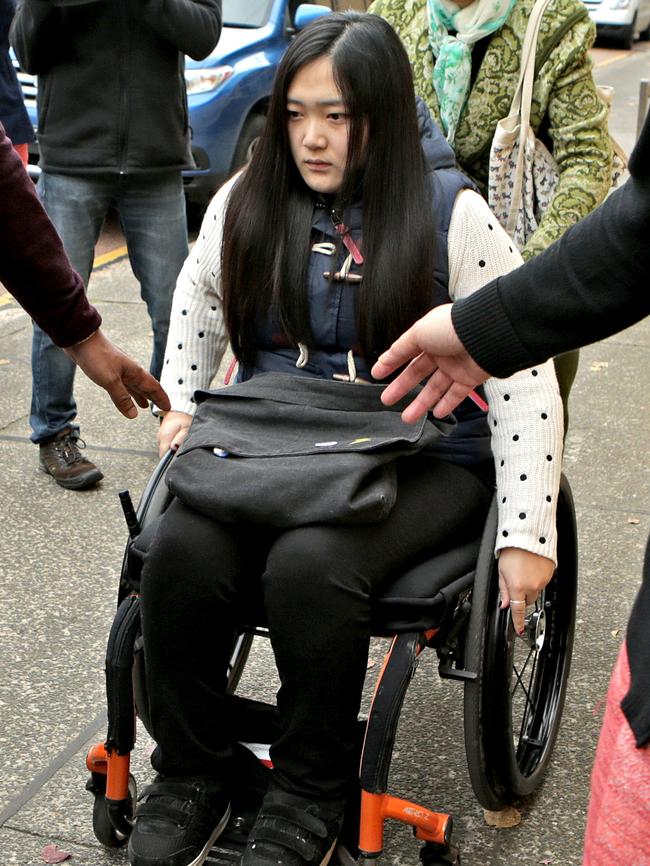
[369,0,613,259]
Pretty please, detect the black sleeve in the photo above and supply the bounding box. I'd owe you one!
[9,0,62,74]
[139,0,222,60]
[621,537,650,748]
[451,113,650,378]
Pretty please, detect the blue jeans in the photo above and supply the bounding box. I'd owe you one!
[30,171,188,443]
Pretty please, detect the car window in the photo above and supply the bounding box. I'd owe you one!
[333,0,371,7]
[223,0,275,27]
[309,0,371,7]
[288,0,371,14]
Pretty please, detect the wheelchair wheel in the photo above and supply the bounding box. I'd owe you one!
[463,475,578,810]
[90,773,137,848]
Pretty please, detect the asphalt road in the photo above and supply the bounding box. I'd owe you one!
[0,40,649,866]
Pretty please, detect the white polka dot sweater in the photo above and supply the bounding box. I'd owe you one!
[161,183,563,564]
[448,190,563,562]
[161,174,235,414]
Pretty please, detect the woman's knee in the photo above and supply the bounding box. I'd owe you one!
[262,527,369,615]
[141,500,242,607]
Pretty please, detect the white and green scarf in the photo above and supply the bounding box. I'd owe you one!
[427,0,517,143]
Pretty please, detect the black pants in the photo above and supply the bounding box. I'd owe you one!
[139,456,491,803]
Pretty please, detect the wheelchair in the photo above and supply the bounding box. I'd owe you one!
[85,449,578,865]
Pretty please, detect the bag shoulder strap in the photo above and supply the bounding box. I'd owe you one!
[510,0,554,126]
[503,0,554,239]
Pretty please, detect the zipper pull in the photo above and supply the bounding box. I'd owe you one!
[331,212,364,265]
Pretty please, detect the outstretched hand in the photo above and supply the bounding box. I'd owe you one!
[65,328,171,419]
[371,304,490,422]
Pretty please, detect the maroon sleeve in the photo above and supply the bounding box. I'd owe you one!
[0,124,101,347]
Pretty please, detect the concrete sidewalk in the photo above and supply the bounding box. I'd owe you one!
[0,246,648,866]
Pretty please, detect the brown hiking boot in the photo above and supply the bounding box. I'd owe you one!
[39,428,103,490]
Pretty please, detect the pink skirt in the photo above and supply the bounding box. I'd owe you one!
[583,643,650,865]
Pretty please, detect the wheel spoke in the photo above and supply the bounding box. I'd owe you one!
[517,651,540,746]
[511,662,533,706]
[511,637,544,752]
[511,645,535,696]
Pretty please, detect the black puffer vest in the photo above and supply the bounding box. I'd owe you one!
[239,101,491,468]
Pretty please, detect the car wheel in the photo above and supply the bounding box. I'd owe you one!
[185,198,207,230]
[639,18,650,39]
[621,15,636,48]
[231,113,266,172]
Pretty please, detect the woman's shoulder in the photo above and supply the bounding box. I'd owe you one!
[450,188,494,222]
[206,170,243,214]
[447,189,523,298]
[506,0,590,49]
[449,189,517,248]
[367,0,426,32]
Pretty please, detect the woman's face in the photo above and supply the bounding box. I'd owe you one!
[286,55,351,196]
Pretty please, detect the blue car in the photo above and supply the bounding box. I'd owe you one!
[14,2,374,210]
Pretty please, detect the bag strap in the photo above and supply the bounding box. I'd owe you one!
[511,0,553,124]
[505,0,554,238]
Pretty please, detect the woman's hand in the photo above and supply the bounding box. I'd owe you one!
[158,410,193,457]
[498,548,556,635]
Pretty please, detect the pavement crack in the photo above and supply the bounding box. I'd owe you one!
[0,712,106,829]
[1,824,108,852]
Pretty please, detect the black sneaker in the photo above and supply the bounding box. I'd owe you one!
[128,775,231,866]
[39,428,103,490]
[243,788,343,866]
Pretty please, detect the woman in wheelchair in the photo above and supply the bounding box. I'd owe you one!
[128,12,563,866]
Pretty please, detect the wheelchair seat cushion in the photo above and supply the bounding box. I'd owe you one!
[127,513,482,635]
[372,535,482,634]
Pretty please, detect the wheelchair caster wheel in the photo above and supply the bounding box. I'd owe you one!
[88,772,137,848]
[419,841,461,866]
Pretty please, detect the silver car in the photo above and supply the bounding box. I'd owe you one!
[582,0,650,48]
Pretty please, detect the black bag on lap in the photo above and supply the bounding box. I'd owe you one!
[166,372,453,527]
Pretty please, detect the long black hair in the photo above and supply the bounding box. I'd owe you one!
[222,12,437,367]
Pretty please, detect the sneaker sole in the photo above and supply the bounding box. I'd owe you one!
[39,463,104,490]
[187,803,232,866]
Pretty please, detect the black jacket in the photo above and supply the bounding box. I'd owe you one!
[451,112,650,376]
[10,0,222,174]
[452,112,650,748]
[1,0,32,143]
